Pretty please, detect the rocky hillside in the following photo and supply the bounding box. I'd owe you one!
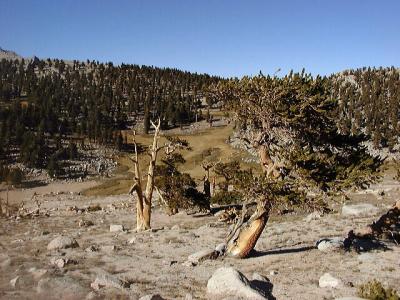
[0,47,23,61]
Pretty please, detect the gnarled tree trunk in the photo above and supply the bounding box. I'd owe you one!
[225,200,271,258]
[252,132,281,179]
[216,133,281,258]
[130,120,162,231]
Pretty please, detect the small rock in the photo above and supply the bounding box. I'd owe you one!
[110,224,124,232]
[319,273,342,288]
[316,237,344,252]
[79,219,94,227]
[215,243,226,255]
[139,294,165,300]
[101,245,116,252]
[10,276,20,288]
[128,237,136,244]
[50,257,76,268]
[207,267,267,299]
[171,225,180,230]
[50,257,66,268]
[85,245,99,252]
[269,270,278,276]
[47,236,79,251]
[85,291,98,300]
[91,273,128,290]
[188,249,219,265]
[342,204,378,217]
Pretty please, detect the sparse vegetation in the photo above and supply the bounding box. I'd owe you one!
[358,279,399,300]
[211,190,242,205]
[0,165,24,185]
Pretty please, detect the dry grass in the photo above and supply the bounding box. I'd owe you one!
[83,122,260,197]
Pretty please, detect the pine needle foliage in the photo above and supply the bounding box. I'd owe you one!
[210,71,383,209]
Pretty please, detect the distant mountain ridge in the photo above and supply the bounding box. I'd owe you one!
[0,47,23,60]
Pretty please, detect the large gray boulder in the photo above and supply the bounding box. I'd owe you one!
[316,237,344,252]
[207,267,268,299]
[47,236,79,251]
[342,203,378,217]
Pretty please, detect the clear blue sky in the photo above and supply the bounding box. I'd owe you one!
[1,0,399,77]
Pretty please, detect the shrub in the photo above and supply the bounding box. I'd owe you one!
[211,190,243,205]
[358,279,399,300]
[7,168,24,185]
[0,166,24,186]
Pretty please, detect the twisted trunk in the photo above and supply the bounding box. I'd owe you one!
[130,120,161,232]
[225,200,270,258]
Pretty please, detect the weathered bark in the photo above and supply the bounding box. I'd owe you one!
[142,123,160,228]
[257,145,281,178]
[204,178,211,199]
[202,162,213,199]
[252,133,280,179]
[200,134,279,259]
[225,200,271,258]
[130,120,162,231]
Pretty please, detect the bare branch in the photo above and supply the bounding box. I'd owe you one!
[129,182,139,195]
[150,118,161,131]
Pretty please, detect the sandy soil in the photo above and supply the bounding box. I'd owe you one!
[0,175,399,300]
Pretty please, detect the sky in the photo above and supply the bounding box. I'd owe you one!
[0,0,399,78]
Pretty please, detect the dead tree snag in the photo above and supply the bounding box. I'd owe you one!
[129,119,162,231]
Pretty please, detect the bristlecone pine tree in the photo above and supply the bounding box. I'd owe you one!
[209,71,383,258]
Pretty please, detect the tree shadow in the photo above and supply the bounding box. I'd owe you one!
[20,180,47,189]
[250,245,316,258]
[345,238,390,253]
[210,204,243,214]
